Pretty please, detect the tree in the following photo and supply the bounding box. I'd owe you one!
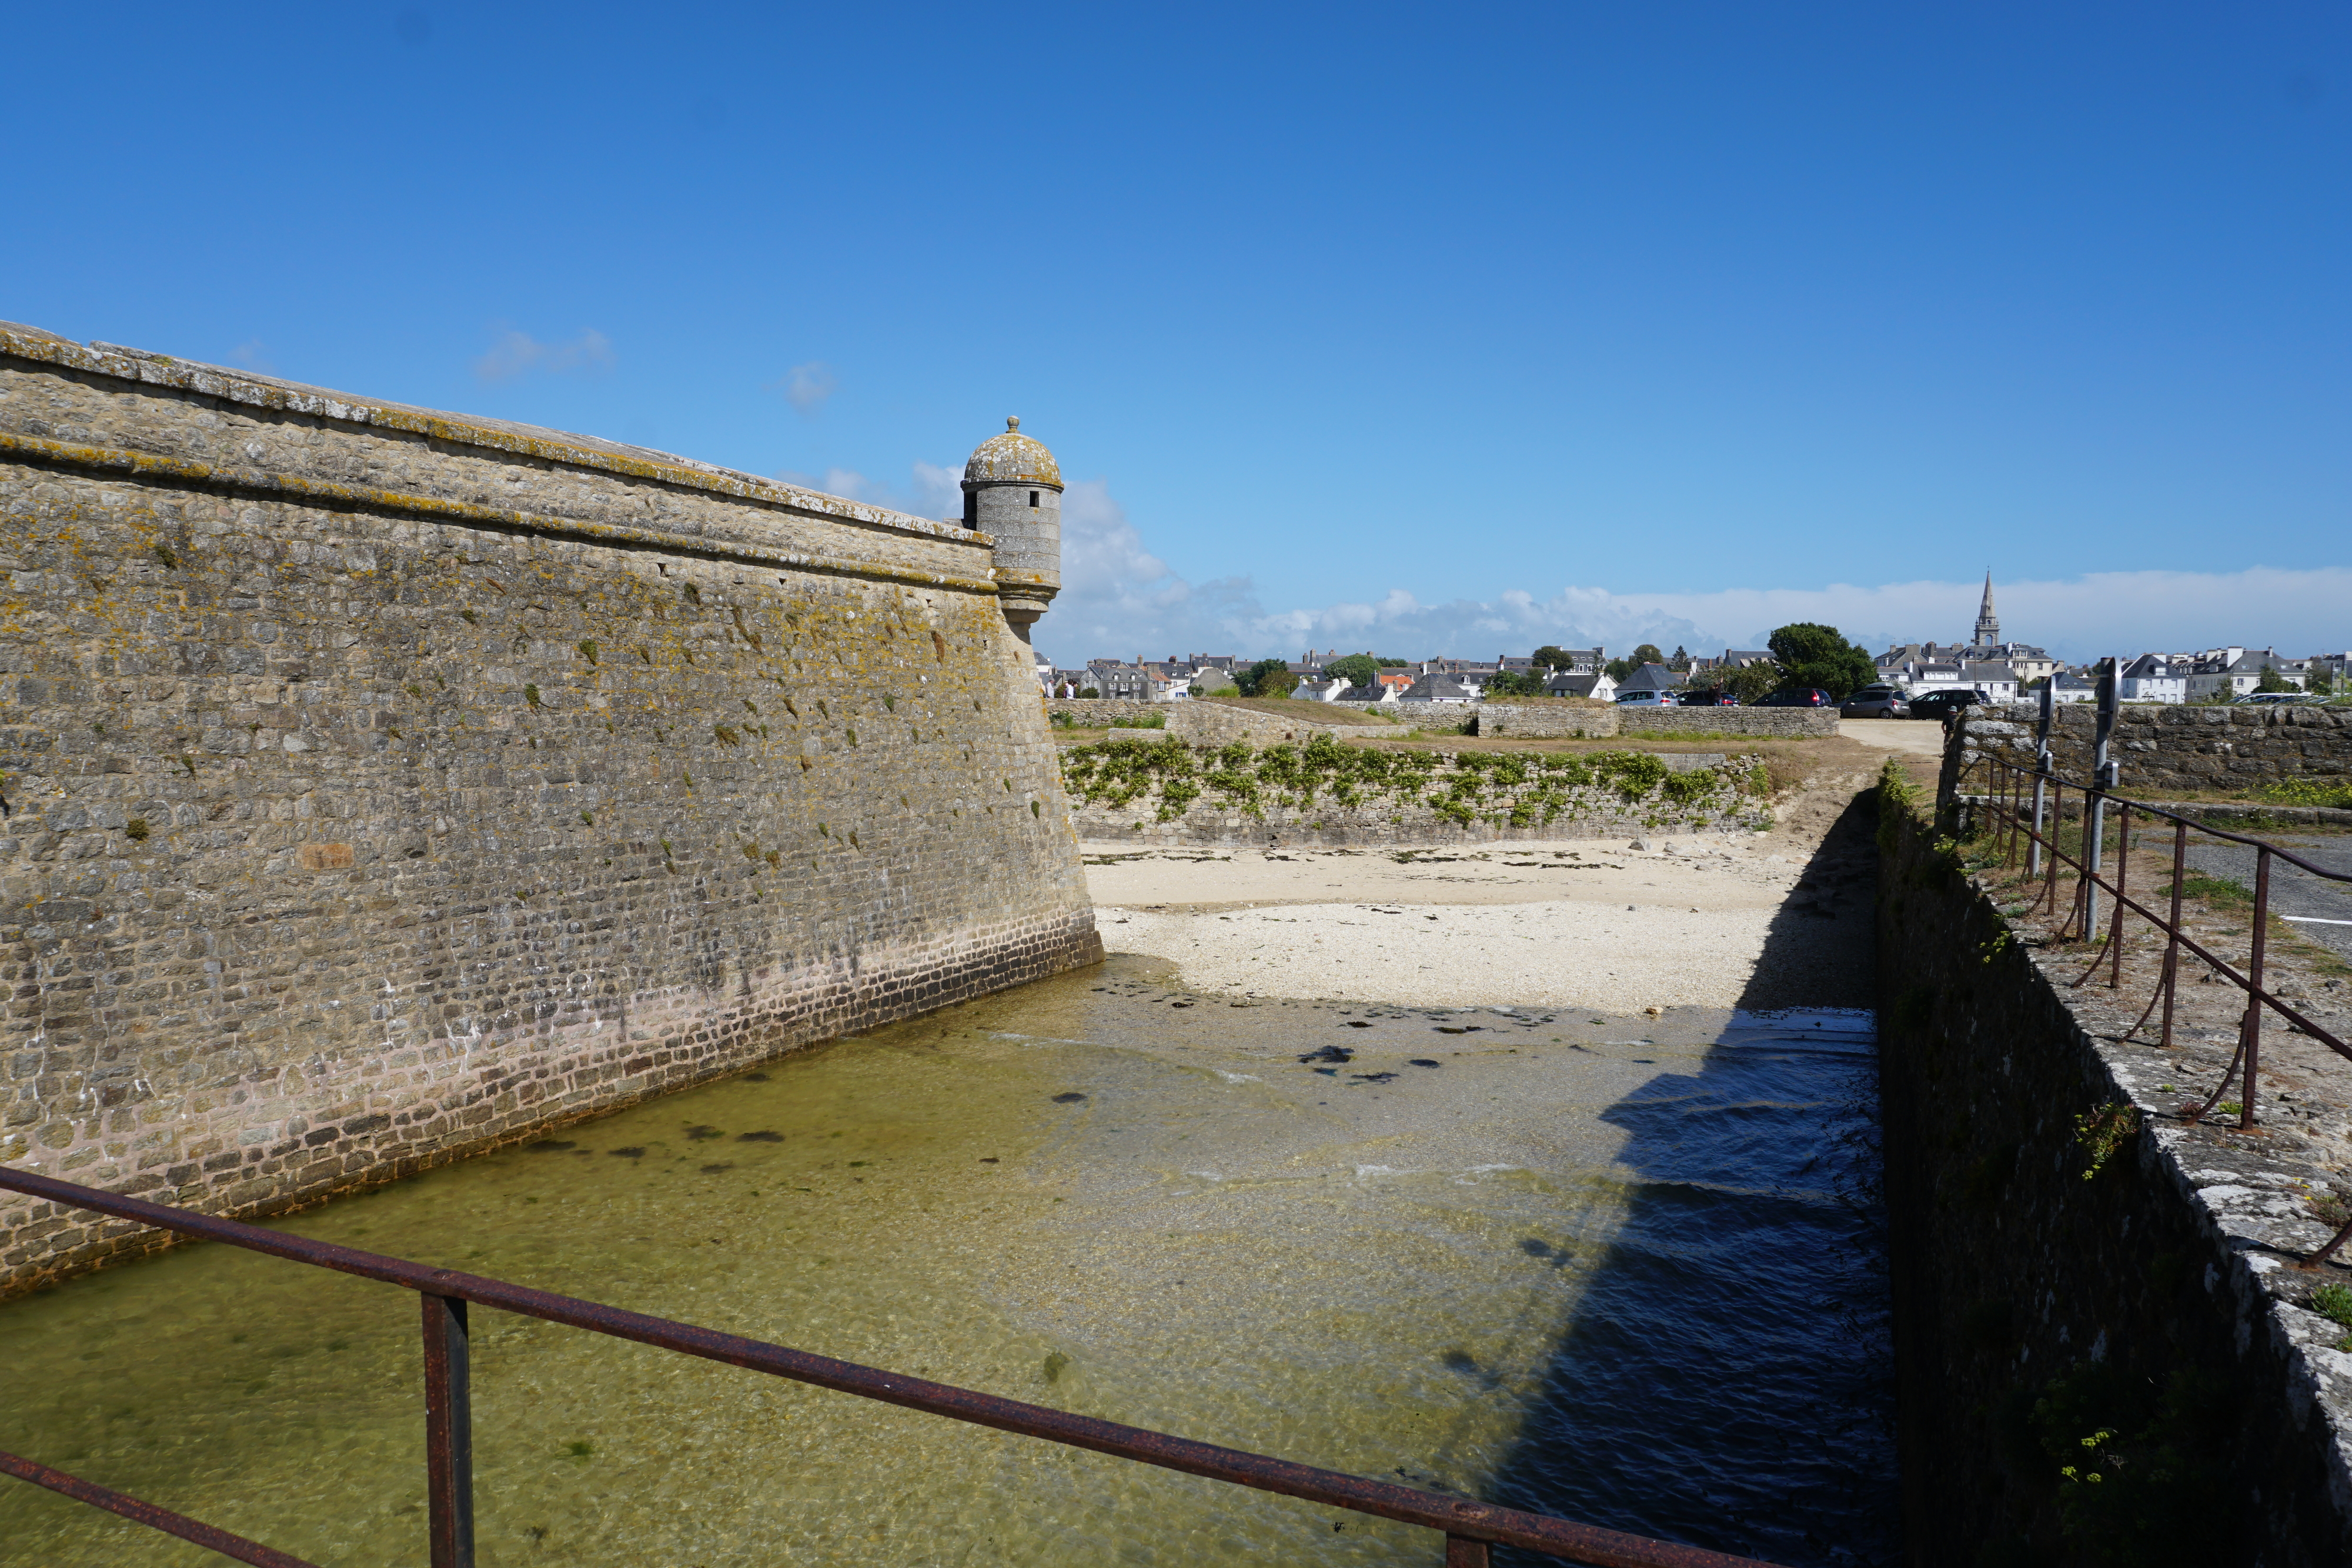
[1483,670,1548,698]
[2311,668,2337,696]
[1765,623,1875,699]
[1631,643,1665,667]
[1669,645,1691,671]
[1604,657,1633,682]
[1719,661,1780,704]
[1531,644,1578,672]
[1324,654,1380,688]
[2254,667,2296,694]
[1238,657,1294,697]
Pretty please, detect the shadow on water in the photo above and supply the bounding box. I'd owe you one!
[1489,793,1900,1568]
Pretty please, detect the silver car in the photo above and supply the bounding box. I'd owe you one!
[1839,685,1910,718]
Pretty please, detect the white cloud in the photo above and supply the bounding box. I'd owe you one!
[1037,485,2352,666]
[472,326,614,384]
[227,339,275,373]
[771,360,837,416]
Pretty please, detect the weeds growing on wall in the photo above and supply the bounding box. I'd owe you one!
[1058,734,1770,827]
[1988,1360,2237,1567]
[2261,777,2352,810]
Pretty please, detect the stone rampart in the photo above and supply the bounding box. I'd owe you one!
[1946,702,2352,803]
[0,325,1100,1295]
[1877,781,2352,1564]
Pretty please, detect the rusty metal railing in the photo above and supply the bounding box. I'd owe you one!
[0,1166,1779,1568]
[1968,750,2352,1265]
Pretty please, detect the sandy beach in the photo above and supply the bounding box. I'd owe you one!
[1083,720,1941,1011]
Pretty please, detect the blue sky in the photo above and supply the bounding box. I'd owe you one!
[4,2,2346,663]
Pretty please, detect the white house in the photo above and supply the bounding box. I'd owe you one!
[1546,671,1618,701]
[1398,674,1479,707]
[2119,654,2186,704]
[2186,648,2304,703]
[2050,671,2099,704]
[1292,676,1352,702]
[1962,661,2020,703]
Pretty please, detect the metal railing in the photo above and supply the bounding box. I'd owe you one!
[1968,750,2352,1265]
[0,1166,1778,1568]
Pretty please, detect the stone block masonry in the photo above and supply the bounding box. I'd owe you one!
[1946,701,2352,803]
[1877,781,2352,1564]
[1477,704,1839,739]
[0,324,1101,1296]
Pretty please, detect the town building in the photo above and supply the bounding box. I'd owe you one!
[2119,654,2187,704]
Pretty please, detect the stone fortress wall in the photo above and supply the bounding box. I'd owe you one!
[1944,701,2352,803]
[0,323,1100,1295]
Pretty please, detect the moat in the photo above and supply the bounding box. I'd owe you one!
[0,955,1891,1566]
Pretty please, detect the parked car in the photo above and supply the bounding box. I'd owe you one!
[1613,687,1676,706]
[1676,689,1741,706]
[1907,689,1981,721]
[1753,687,1832,707]
[1839,685,1910,718]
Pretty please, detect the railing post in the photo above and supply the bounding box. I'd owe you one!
[2160,819,2187,1048]
[2083,790,2106,941]
[421,1292,475,1568]
[2108,803,2131,988]
[2241,847,2270,1132]
[2028,757,2048,877]
[1445,1534,1492,1567]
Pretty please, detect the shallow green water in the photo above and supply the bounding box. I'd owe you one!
[3,958,1681,1566]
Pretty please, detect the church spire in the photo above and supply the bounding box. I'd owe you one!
[1974,570,2000,647]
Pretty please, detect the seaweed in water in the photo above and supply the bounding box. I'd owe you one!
[1299,1044,1355,1064]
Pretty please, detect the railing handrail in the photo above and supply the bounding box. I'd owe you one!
[1967,757,2352,884]
[0,1164,1780,1568]
[1965,751,2352,1266]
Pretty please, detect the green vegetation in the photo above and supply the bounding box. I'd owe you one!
[1990,1362,2236,1566]
[1237,657,1294,697]
[1058,733,1767,827]
[2261,777,2352,810]
[1482,669,1549,698]
[1603,643,1666,682]
[2072,1103,2139,1181]
[1765,621,1875,698]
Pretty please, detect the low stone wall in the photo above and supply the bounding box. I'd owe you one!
[1063,737,1765,846]
[1473,703,1618,738]
[1877,780,2352,1564]
[1475,705,1838,738]
[1046,698,1384,747]
[1946,703,2352,801]
[1617,706,1838,737]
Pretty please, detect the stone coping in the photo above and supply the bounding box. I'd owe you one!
[0,322,985,551]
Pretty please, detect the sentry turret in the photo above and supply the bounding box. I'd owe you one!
[963,416,1062,637]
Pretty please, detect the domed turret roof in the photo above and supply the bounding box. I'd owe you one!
[963,416,1061,487]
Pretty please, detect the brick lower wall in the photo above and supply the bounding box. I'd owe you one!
[0,337,1100,1296]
